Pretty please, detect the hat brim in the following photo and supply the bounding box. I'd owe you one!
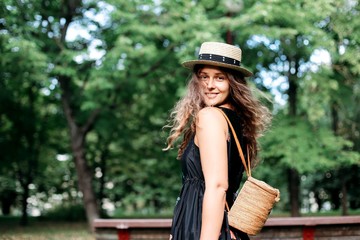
[182,60,253,77]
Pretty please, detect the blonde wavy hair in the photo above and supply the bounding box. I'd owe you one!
[164,65,271,167]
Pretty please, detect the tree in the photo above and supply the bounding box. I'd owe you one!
[0,34,49,224]
[306,0,360,215]
[221,0,359,216]
[1,0,358,224]
[92,0,221,215]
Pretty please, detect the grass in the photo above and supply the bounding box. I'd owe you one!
[0,217,94,240]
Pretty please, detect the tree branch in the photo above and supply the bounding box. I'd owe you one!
[58,76,78,135]
[138,45,175,78]
[82,108,101,134]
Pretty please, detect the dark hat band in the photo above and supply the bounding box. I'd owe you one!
[199,54,241,67]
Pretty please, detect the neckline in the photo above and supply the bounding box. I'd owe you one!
[217,106,236,113]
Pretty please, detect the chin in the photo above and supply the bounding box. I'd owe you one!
[205,102,216,107]
[205,103,218,107]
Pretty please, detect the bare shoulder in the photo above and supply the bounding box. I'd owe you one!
[196,107,227,127]
[195,107,228,146]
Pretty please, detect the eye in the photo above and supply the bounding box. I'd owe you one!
[198,74,208,80]
[215,75,226,81]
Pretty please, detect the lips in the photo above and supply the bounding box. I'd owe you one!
[206,93,218,99]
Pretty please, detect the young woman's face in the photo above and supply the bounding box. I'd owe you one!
[197,66,232,108]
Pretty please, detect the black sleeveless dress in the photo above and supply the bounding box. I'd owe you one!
[170,107,250,240]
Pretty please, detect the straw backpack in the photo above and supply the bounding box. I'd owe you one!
[218,109,280,235]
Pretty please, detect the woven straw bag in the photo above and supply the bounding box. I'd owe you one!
[218,109,280,235]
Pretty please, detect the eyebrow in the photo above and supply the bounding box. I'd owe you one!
[198,71,225,75]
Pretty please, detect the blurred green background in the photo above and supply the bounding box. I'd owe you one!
[0,0,359,235]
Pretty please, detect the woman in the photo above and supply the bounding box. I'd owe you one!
[164,42,271,240]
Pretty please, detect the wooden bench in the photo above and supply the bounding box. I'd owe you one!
[93,216,360,240]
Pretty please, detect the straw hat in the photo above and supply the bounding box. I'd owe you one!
[182,42,253,77]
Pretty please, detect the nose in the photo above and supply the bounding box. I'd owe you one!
[206,77,215,89]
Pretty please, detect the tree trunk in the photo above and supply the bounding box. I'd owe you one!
[59,76,100,231]
[98,140,109,217]
[71,128,99,230]
[288,168,300,216]
[225,12,234,45]
[288,70,298,117]
[20,182,29,226]
[331,102,339,134]
[341,181,348,216]
[1,190,16,215]
[287,59,301,217]
[331,103,349,215]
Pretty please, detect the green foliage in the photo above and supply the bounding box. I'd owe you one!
[0,28,54,219]
[42,204,87,221]
[0,0,359,219]
[300,67,339,124]
[261,115,359,174]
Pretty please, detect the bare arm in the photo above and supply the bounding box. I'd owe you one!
[195,107,229,240]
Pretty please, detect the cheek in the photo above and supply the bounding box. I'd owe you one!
[199,83,206,93]
[221,83,231,94]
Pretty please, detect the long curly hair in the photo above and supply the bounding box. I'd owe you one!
[163,65,271,167]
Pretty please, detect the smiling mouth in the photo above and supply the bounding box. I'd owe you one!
[206,93,218,99]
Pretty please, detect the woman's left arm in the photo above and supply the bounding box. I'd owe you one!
[195,107,229,240]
